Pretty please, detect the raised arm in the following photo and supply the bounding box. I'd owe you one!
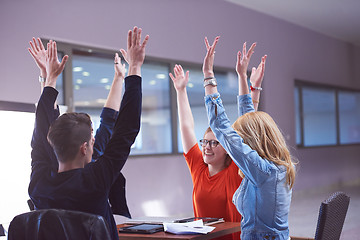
[169,65,196,153]
[95,26,148,182]
[28,37,47,93]
[104,53,126,110]
[93,53,126,160]
[249,55,267,110]
[203,36,220,96]
[120,27,149,77]
[30,40,68,174]
[235,42,256,96]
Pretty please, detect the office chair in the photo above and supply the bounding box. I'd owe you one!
[7,209,112,240]
[291,191,350,240]
[314,191,350,240]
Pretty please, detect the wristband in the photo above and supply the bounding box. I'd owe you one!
[250,86,262,91]
[39,76,46,83]
[204,76,215,81]
[203,78,217,88]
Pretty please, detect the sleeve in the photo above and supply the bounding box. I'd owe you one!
[30,87,60,178]
[237,94,255,117]
[184,143,206,182]
[92,107,118,161]
[89,75,142,190]
[205,93,271,186]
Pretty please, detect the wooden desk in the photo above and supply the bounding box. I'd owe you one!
[117,222,240,240]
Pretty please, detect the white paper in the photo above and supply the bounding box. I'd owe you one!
[163,220,215,235]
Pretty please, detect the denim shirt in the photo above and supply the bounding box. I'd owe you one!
[205,93,291,240]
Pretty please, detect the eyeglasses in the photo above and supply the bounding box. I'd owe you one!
[199,139,220,148]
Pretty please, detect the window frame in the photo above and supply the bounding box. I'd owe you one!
[51,40,258,156]
[295,79,360,148]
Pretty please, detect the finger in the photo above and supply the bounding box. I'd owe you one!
[28,48,36,59]
[242,42,247,59]
[247,42,256,58]
[48,40,53,60]
[33,37,40,52]
[53,41,59,61]
[59,55,69,71]
[47,42,50,60]
[37,38,44,50]
[132,26,137,47]
[185,70,189,80]
[169,73,175,82]
[115,52,119,62]
[127,30,132,49]
[237,51,241,65]
[141,35,149,49]
[136,28,142,46]
[204,37,210,50]
[120,49,127,61]
[210,36,219,55]
[29,38,36,52]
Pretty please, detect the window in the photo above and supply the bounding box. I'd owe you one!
[54,41,248,155]
[295,81,360,147]
[0,102,35,224]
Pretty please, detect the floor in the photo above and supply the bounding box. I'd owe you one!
[289,181,360,239]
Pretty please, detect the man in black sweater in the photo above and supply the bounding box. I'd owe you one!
[28,26,149,240]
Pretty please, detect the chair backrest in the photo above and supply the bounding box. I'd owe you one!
[7,209,112,240]
[314,191,350,240]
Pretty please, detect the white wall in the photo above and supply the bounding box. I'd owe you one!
[1,0,359,219]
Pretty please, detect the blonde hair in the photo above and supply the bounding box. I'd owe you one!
[232,111,296,188]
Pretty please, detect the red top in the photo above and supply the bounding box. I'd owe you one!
[184,144,242,240]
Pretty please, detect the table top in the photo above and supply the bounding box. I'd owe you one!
[117,222,240,240]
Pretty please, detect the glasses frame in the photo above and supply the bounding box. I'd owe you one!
[199,139,220,148]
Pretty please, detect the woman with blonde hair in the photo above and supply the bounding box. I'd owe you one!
[203,36,295,240]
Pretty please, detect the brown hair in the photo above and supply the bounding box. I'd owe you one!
[47,112,92,163]
[232,111,296,188]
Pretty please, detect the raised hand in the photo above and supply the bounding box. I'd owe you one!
[202,36,220,78]
[250,55,267,88]
[120,26,149,76]
[169,64,190,92]
[45,40,68,88]
[28,37,47,78]
[236,42,256,79]
[114,52,126,79]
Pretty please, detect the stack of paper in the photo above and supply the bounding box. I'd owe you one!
[163,220,215,235]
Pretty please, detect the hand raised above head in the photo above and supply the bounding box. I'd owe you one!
[236,42,256,78]
[169,64,189,91]
[120,26,149,76]
[202,36,220,78]
[114,52,126,79]
[250,55,267,88]
[45,40,68,88]
[28,37,47,77]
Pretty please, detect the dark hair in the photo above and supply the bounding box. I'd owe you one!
[47,112,92,163]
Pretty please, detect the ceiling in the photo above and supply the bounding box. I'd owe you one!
[225,0,360,46]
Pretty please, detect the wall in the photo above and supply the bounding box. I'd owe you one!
[1,0,359,218]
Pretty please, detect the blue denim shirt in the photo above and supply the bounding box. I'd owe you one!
[205,93,291,240]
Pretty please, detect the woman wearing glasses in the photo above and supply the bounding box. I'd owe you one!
[169,38,265,240]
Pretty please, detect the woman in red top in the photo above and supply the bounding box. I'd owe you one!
[169,37,265,240]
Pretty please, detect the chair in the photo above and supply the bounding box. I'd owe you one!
[314,191,350,240]
[7,209,112,240]
[291,191,350,240]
